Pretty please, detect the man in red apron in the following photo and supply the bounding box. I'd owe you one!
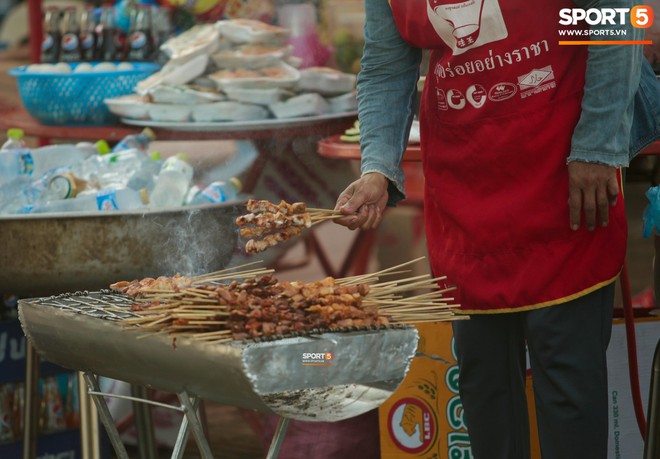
[336,0,659,457]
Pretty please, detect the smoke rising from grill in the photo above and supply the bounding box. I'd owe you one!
[153,204,238,277]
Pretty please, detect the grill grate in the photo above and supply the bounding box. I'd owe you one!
[30,291,413,342]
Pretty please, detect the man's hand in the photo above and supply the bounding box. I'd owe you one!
[568,161,619,231]
[334,173,390,230]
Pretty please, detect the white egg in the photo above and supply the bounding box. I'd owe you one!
[93,62,116,72]
[73,63,94,73]
[53,62,72,73]
[116,62,134,71]
[26,64,51,73]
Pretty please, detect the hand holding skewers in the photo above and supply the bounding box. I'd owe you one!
[236,199,342,253]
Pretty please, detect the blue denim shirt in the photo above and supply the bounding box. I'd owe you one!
[358,0,660,204]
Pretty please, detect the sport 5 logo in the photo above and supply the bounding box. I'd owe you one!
[559,6,654,28]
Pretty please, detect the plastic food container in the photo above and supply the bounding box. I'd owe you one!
[208,61,300,90]
[104,94,151,120]
[136,54,209,95]
[269,93,329,119]
[148,104,192,122]
[215,19,290,45]
[210,44,293,69]
[296,67,357,96]
[160,24,221,64]
[149,84,225,105]
[223,86,285,106]
[191,101,269,122]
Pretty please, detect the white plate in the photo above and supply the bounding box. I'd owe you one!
[121,111,357,132]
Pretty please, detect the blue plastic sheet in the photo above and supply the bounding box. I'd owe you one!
[643,185,660,238]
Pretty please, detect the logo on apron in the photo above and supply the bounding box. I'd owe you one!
[427,0,509,55]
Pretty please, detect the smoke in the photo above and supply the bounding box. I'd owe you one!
[155,204,238,277]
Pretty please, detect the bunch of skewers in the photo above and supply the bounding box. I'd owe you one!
[236,199,342,253]
[111,258,462,345]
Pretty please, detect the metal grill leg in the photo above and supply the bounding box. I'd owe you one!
[83,372,130,459]
[171,398,196,459]
[177,392,214,459]
[265,417,290,459]
[130,385,157,459]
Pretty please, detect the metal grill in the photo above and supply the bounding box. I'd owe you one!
[19,292,419,459]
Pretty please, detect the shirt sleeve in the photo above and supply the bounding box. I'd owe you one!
[358,0,422,205]
[568,0,645,166]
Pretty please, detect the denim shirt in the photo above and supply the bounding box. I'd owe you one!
[358,0,660,204]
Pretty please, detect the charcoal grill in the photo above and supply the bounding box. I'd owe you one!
[19,291,419,458]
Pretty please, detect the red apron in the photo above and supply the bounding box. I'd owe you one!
[389,0,627,313]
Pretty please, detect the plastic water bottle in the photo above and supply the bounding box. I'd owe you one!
[31,188,147,213]
[0,129,33,185]
[112,128,156,153]
[127,151,163,193]
[186,178,242,205]
[0,176,38,214]
[150,154,193,208]
[97,148,150,189]
[75,140,111,157]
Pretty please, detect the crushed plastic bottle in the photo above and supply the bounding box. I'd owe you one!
[97,148,150,189]
[111,127,156,153]
[150,153,193,208]
[186,178,242,205]
[127,151,163,193]
[31,187,148,213]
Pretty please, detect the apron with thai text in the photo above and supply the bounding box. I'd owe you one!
[389,0,627,313]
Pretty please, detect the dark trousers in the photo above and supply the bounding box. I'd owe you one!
[452,284,615,459]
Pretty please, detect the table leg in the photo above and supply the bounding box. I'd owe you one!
[265,417,290,459]
[22,342,39,459]
[241,139,275,194]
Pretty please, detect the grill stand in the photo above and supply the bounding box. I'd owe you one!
[81,372,292,459]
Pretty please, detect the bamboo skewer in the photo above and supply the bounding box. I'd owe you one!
[117,256,459,343]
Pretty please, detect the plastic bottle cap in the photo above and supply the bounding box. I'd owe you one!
[142,127,157,141]
[150,151,162,161]
[95,139,111,155]
[175,153,189,162]
[139,188,149,205]
[229,177,243,192]
[7,128,24,140]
